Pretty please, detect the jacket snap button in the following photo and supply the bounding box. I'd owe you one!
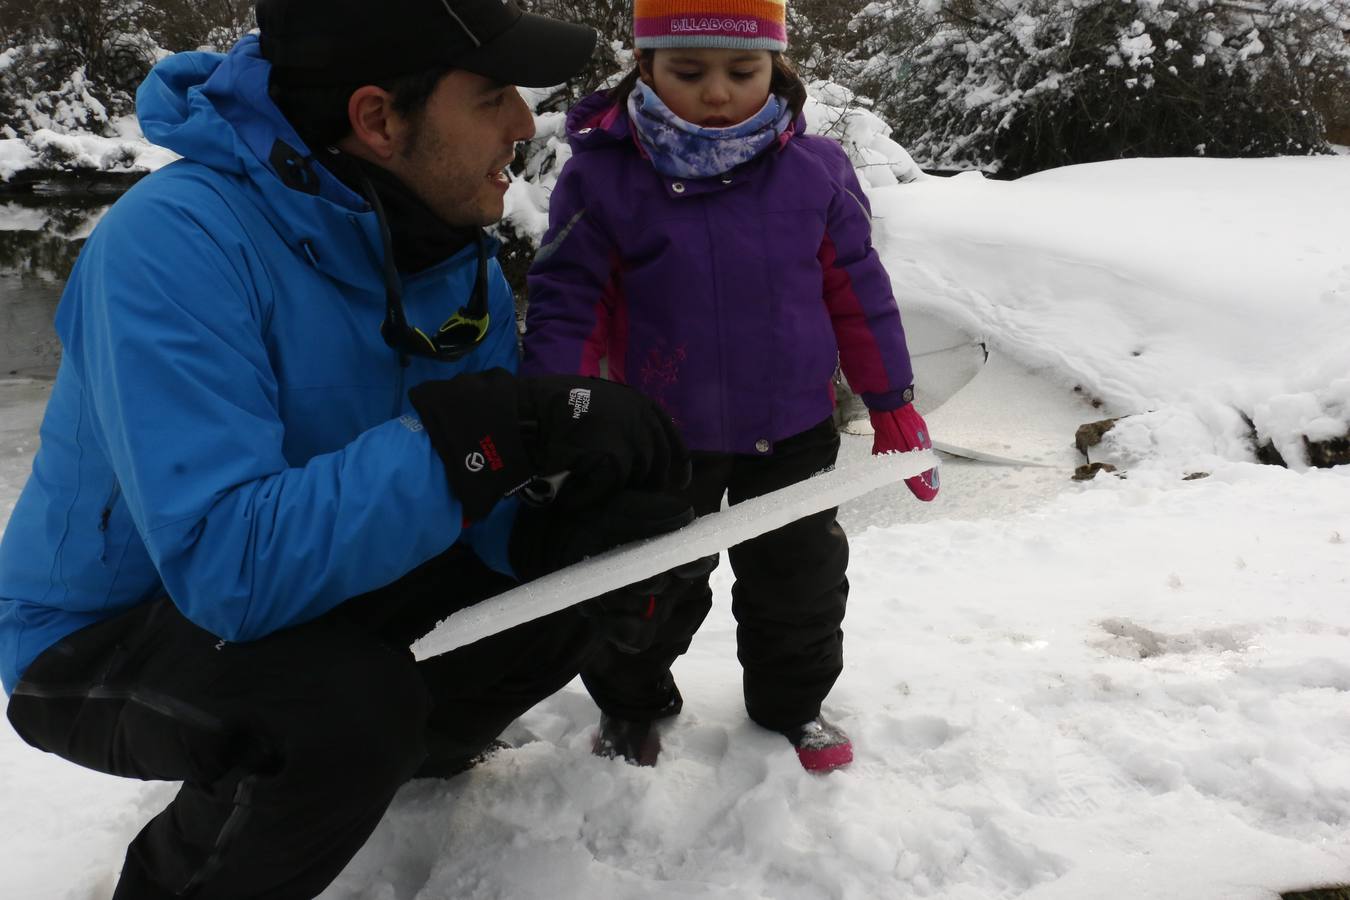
[755,439,770,453]
[672,182,685,193]
[578,127,593,134]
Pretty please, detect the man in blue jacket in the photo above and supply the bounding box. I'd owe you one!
[0,1,695,896]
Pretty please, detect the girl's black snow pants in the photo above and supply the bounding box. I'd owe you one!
[581,417,849,734]
[5,546,596,899]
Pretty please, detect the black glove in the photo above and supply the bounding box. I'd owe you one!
[509,490,694,580]
[410,369,690,520]
[509,490,708,653]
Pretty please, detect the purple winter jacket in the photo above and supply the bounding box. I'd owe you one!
[522,91,915,456]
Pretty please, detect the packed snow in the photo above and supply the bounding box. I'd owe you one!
[1,98,1348,898]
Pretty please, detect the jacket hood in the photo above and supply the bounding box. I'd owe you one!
[136,35,385,290]
[564,90,633,153]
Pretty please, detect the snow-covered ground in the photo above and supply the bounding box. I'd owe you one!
[2,143,1349,898]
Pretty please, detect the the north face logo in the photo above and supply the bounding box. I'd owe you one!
[568,388,591,419]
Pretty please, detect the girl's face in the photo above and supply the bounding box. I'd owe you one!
[642,48,774,128]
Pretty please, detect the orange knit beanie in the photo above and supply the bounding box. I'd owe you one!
[633,0,788,52]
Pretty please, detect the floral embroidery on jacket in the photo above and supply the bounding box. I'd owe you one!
[639,343,688,424]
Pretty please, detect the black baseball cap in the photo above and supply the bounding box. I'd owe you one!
[257,0,597,88]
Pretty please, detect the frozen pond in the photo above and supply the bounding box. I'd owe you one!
[0,197,109,378]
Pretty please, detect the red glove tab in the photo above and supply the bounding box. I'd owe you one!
[869,404,940,502]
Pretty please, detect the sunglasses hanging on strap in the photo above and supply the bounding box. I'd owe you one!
[360,167,491,364]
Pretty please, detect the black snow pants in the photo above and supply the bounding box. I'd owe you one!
[5,546,597,899]
[581,417,850,733]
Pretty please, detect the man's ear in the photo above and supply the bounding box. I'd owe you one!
[345,85,406,161]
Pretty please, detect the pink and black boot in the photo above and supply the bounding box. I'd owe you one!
[782,716,853,773]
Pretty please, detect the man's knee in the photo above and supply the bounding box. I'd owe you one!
[280,640,432,785]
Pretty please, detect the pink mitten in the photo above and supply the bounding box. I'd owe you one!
[869,404,940,501]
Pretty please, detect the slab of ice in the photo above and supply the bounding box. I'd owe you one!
[412,449,938,659]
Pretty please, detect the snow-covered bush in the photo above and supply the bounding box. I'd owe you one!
[0,0,160,135]
[2,58,123,137]
[788,0,879,83]
[846,1,936,117]
[0,0,252,141]
[514,0,636,110]
[889,0,1350,176]
[144,0,256,54]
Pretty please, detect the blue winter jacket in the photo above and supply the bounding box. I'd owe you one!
[0,36,520,694]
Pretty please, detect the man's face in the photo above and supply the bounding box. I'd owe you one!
[385,70,536,228]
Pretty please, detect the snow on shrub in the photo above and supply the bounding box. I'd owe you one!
[0,0,249,143]
[888,0,1350,176]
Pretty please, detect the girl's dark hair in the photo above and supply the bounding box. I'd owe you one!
[610,51,808,121]
[269,65,451,151]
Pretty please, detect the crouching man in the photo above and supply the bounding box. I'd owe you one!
[0,1,694,896]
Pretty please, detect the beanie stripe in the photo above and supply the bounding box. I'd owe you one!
[635,15,788,46]
[636,0,785,17]
[634,0,788,52]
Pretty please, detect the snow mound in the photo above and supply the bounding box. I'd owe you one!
[868,156,1350,472]
[1,116,176,182]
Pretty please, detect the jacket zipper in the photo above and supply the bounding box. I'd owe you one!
[705,200,733,448]
[98,481,122,563]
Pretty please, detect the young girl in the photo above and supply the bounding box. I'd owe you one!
[522,0,938,773]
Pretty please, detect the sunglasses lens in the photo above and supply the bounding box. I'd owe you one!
[437,311,489,346]
[380,229,492,362]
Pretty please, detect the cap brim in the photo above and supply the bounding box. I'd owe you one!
[455,13,597,88]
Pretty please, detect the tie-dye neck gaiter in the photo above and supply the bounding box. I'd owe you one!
[626,80,793,180]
